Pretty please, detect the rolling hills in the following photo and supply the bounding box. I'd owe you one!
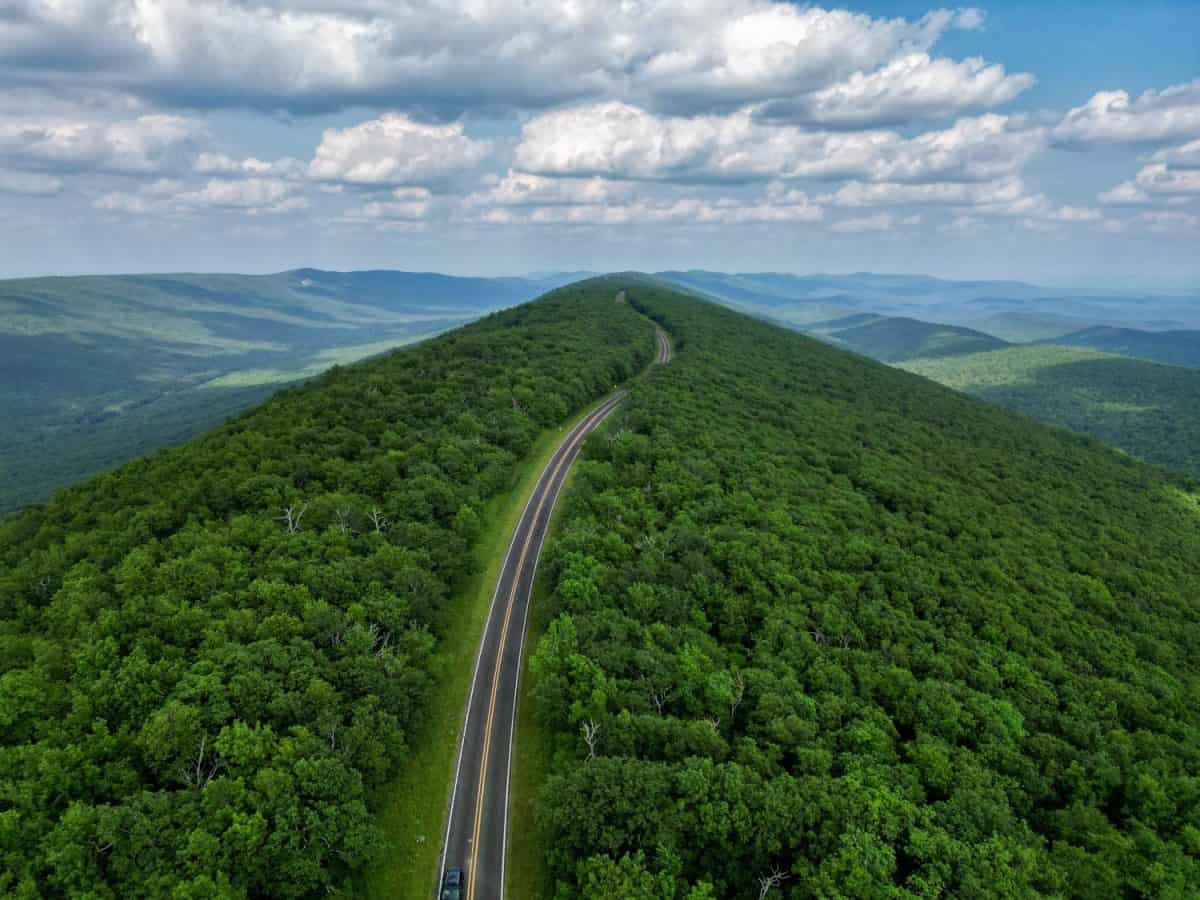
[653,270,1200,337]
[965,310,1098,343]
[900,345,1200,477]
[0,269,565,513]
[804,313,1009,362]
[1042,326,1200,368]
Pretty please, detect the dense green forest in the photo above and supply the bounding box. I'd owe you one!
[528,283,1200,898]
[901,345,1200,477]
[0,284,654,898]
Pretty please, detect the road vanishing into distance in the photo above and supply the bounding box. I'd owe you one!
[438,321,671,900]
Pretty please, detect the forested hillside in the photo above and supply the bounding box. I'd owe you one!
[0,284,654,897]
[528,283,1200,898]
[0,269,563,514]
[901,345,1200,477]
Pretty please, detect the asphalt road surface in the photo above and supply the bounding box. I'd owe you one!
[438,324,670,900]
[655,326,672,364]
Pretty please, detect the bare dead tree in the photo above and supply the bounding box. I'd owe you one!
[277,503,308,534]
[839,633,854,650]
[368,623,391,657]
[757,867,789,900]
[704,716,721,734]
[641,677,673,716]
[809,628,826,645]
[182,734,222,789]
[368,507,389,533]
[730,670,746,718]
[581,719,601,760]
[334,507,354,535]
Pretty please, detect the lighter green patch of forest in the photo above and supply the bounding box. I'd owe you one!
[202,336,434,389]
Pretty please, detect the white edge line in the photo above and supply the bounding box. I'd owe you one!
[436,395,619,894]
[498,394,626,899]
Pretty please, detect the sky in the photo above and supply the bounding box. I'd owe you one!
[0,1,1197,286]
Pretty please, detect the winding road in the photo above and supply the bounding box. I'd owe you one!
[437,321,670,899]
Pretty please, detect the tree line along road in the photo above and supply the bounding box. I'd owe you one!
[437,321,671,900]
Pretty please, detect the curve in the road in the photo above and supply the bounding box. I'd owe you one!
[438,321,670,900]
[655,326,672,365]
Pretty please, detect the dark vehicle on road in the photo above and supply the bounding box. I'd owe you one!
[441,867,464,900]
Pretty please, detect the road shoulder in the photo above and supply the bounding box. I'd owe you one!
[360,402,612,900]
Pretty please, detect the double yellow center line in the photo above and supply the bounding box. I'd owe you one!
[465,392,624,900]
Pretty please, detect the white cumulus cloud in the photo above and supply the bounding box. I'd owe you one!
[1131,162,1200,197]
[308,114,491,186]
[482,184,822,226]
[514,102,1042,185]
[820,175,1028,208]
[469,171,632,207]
[1151,139,1200,168]
[0,114,199,174]
[0,1,1006,123]
[176,177,305,213]
[1053,80,1200,146]
[759,53,1033,127]
[1100,138,1200,205]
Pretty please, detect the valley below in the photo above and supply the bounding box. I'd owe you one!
[0,270,572,513]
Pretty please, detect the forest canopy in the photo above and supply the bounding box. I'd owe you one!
[0,283,653,898]
[529,282,1200,898]
[5,275,1200,898]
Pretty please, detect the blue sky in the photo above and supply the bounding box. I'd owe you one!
[0,1,1197,287]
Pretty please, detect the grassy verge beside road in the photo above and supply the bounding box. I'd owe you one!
[360,404,602,900]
